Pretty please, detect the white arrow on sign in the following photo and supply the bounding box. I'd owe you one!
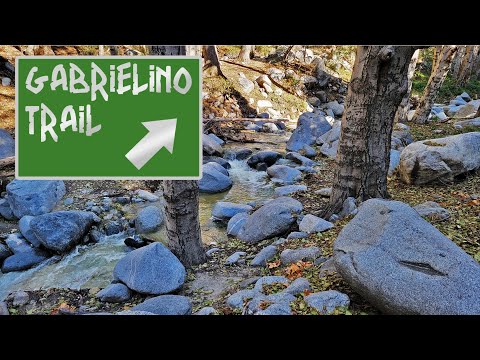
[125,118,177,170]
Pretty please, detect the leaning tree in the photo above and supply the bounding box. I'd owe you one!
[324,46,418,217]
[148,45,206,267]
[412,45,457,124]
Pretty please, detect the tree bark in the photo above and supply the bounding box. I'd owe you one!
[324,46,418,217]
[161,180,206,267]
[412,45,457,124]
[202,45,225,78]
[98,45,105,56]
[237,45,253,63]
[149,44,206,267]
[458,45,479,86]
[452,45,467,79]
[394,49,420,123]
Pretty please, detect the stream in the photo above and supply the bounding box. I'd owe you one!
[0,133,289,300]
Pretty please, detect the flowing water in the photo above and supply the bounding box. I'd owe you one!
[0,133,289,299]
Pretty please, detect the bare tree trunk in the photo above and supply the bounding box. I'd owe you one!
[458,45,479,86]
[412,45,457,124]
[109,46,119,55]
[237,45,253,63]
[202,45,225,78]
[324,46,418,217]
[431,47,439,70]
[149,44,206,267]
[98,45,105,56]
[452,45,467,79]
[161,180,206,267]
[394,49,420,123]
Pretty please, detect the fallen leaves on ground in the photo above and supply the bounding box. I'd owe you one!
[285,261,313,280]
[50,302,76,315]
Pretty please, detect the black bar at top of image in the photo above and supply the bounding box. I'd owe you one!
[3,7,480,45]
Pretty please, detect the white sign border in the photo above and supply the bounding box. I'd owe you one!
[15,55,203,181]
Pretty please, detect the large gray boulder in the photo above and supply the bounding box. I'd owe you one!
[333,199,480,314]
[452,100,480,119]
[0,129,14,159]
[237,197,303,243]
[399,132,480,185]
[135,205,163,234]
[286,112,331,152]
[211,202,252,221]
[130,295,192,315]
[113,242,186,295]
[266,165,302,185]
[30,211,96,253]
[199,162,232,193]
[203,133,223,156]
[6,180,66,218]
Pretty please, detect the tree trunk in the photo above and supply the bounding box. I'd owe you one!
[98,45,105,56]
[109,46,119,55]
[412,45,457,124]
[452,45,467,79]
[238,45,253,63]
[149,44,206,267]
[161,180,206,267]
[458,45,479,86]
[394,49,420,123]
[431,47,438,70]
[324,46,418,217]
[202,45,225,78]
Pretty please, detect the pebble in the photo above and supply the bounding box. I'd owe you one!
[12,291,29,307]
[225,251,246,265]
[206,247,222,257]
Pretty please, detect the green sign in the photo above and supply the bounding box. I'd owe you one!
[16,56,202,179]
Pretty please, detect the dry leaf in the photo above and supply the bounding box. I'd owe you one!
[267,260,281,269]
